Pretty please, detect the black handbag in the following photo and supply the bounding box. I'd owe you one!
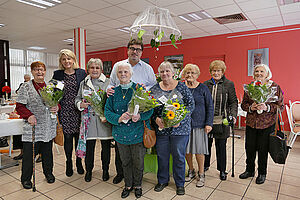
[269,107,290,164]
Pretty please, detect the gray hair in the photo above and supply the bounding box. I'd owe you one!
[87,58,103,70]
[115,61,133,76]
[24,74,31,78]
[253,64,272,80]
[158,61,175,74]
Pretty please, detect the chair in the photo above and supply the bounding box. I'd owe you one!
[286,103,300,148]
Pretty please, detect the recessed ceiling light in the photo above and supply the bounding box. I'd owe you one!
[179,11,212,22]
[178,15,191,22]
[63,38,74,43]
[16,0,61,9]
[0,24,5,28]
[28,46,47,50]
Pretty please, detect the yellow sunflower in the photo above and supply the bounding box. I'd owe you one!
[173,102,180,110]
[167,110,175,120]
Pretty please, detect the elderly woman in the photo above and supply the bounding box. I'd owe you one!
[203,60,238,181]
[75,58,113,182]
[181,64,214,187]
[52,49,86,177]
[105,62,153,199]
[151,61,194,195]
[16,61,58,189]
[239,64,283,184]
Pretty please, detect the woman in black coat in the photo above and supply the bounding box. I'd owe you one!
[52,49,86,177]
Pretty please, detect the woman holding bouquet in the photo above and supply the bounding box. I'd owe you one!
[52,49,86,177]
[16,61,58,189]
[105,62,153,199]
[181,64,214,187]
[151,61,195,195]
[239,64,283,184]
[75,58,113,182]
[203,60,238,181]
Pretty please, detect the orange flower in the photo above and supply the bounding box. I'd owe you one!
[167,110,175,120]
[172,102,180,110]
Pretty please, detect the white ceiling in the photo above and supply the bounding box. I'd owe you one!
[0,0,299,53]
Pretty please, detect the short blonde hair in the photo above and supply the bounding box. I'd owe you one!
[181,64,200,79]
[158,61,175,74]
[87,58,103,71]
[209,60,226,73]
[58,49,79,70]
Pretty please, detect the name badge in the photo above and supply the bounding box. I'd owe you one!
[158,95,168,104]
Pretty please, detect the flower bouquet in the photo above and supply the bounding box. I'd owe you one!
[244,80,278,114]
[160,99,189,129]
[39,79,64,118]
[128,85,161,114]
[2,86,11,100]
[83,88,107,121]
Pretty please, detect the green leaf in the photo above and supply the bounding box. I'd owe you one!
[150,39,155,48]
[157,31,164,41]
[137,30,145,39]
[155,41,160,48]
[171,39,178,49]
[170,34,174,40]
[178,35,182,41]
[154,29,159,37]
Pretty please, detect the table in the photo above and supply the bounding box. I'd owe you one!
[237,104,247,129]
[0,105,16,114]
[0,119,23,169]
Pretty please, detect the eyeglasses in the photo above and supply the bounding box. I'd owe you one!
[33,68,45,72]
[129,47,142,53]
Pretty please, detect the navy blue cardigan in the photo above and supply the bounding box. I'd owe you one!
[52,69,86,92]
[189,83,214,129]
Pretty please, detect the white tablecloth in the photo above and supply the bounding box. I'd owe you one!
[0,105,16,114]
[0,119,23,137]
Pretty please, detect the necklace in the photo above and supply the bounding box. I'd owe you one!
[121,89,129,99]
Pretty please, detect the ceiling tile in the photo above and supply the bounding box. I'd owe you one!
[99,20,129,28]
[1,0,43,15]
[245,7,280,19]
[147,0,188,7]
[181,27,206,35]
[68,0,112,11]
[118,0,154,13]
[256,22,284,29]
[76,13,110,23]
[284,18,300,26]
[97,6,131,19]
[202,25,231,32]
[192,0,235,9]
[117,14,139,25]
[62,17,94,27]
[177,22,197,30]
[282,11,300,21]
[192,19,220,27]
[38,10,71,22]
[280,2,300,14]
[230,25,257,32]
[238,0,278,12]
[208,29,232,35]
[224,20,253,29]
[166,1,201,16]
[47,3,89,17]
[251,15,283,25]
[84,23,112,32]
[206,4,242,17]
[103,0,130,5]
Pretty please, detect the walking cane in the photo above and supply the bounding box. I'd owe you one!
[32,125,36,192]
[227,115,235,177]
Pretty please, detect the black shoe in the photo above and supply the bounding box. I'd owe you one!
[134,188,142,198]
[239,171,254,179]
[76,158,84,175]
[13,154,23,160]
[121,187,133,198]
[256,174,266,184]
[85,171,92,182]
[113,174,123,184]
[102,170,109,181]
[36,155,42,163]
[204,167,209,172]
[154,183,168,192]
[176,186,185,195]
[22,180,32,189]
[220,171,227,180]
[66,161,73,177]
[45,173,55,184]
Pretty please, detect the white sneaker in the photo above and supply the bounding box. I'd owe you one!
[196,173,205,187]
[185,169,196,182]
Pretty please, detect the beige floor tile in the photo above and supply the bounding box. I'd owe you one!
[143,187,176,200]
[279,182,300,199]
[278,194,300,200]
[281,174,300,186]
[44,184,81,199]
[173,194,203,200]
[143,172,158,184]
[30,194,52,199]
[0,174,16,185]
[245,185,277,200]
[249,179,280,193]
[35,179,65,193]
[190,175,221,188]
[0,180,22,196]
[8,169,21,180]
[2,164,21,174]
[185,184,214,199]
[208,190,242,200]
[2,188,40,200]
[85,181,119,198]
[102,188,135,200]
[217,180,248,196]
[68,176,101,190]
[56,172,82,183]
[52,163,66,176]
[67,191,100,200]
[283,167,300,178]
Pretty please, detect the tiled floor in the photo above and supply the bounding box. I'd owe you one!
[1,129,300,200]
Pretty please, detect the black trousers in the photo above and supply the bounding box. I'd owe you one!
[204,138,227,172]
[64,133,81,164]
[21,141,53,183]
[13,135,23,150]
[85,139,112,172]
[115,141,123,176]
[245,125,274,175]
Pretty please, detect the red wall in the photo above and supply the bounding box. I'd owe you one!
[87,24,300,130]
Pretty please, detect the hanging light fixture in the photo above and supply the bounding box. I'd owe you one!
[129,6,182,49]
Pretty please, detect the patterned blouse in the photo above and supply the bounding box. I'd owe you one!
[151,81,195,136]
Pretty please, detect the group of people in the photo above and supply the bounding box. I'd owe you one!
[15,38,283,198]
